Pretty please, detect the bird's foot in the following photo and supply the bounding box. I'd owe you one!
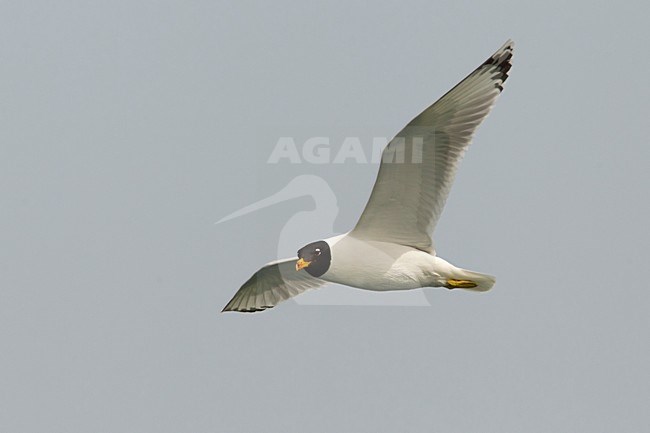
[446,279,478,289]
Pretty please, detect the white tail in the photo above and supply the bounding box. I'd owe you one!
[457,268,496,292]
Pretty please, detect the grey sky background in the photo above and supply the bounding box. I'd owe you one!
[2,1,649,432]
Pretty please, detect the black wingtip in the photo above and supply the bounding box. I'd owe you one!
[221,299,234,313]
[482,39,514,91]
[220,304,274,313]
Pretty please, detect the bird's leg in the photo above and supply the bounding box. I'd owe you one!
[445,279,478,289]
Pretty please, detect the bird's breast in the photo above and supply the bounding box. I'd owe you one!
[321,235,441,291]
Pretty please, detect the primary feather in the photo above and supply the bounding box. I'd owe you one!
[352,40,513,253]
[222,258,325,312]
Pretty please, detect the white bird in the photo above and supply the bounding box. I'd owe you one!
[222,40,514,313]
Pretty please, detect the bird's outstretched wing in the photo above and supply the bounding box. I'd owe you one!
[351,40,514,253]
[222,258,326,312]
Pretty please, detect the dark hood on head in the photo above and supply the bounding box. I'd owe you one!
[297,240,331,278]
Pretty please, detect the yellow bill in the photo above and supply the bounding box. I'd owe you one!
[295,258,311,271]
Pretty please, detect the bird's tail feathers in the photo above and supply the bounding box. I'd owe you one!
[456,268,496,292]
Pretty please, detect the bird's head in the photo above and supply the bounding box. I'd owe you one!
[295,240,331,277]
